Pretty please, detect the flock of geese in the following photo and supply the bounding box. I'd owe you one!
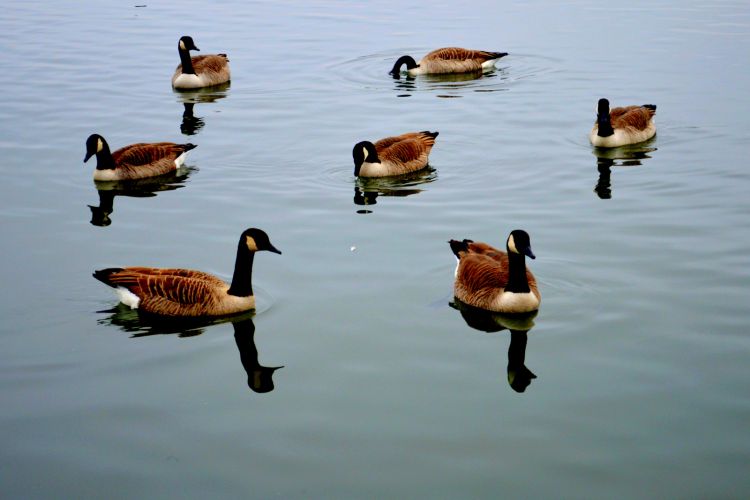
[90,36,657,320]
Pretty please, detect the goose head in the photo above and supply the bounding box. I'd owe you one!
[506,229,535,260]
[84,133,108,163]
[389,55,419,76]
[178,35,200,52]
[352,141,379,176]
[242,228,282,255]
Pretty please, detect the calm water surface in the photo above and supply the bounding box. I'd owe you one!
[2,1,750,498]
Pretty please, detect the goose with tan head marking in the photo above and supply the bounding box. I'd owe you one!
[353,131,438,177]
[172,35,230,89]
[449,229,540,314]
[93,228,281,318]
[390,48,507,76]
[84,134,196,182]
[590,98,657,148]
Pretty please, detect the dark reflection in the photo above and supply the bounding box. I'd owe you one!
[88,168,194,227]
[232,317,284,393]
[97,305,283,393]
[450,300,538,393]
[391,68,505,97]
[173,83,230,136]
[180,102,204,136]
[593,143,657,199]
[353,167,437,213]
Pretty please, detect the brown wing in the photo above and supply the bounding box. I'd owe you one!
[112,143,187,167]
[610,106,656,131]
[373,132,425,150]
[123,267,227,287]
[424,47,502,62]
[191,54,230,74]
[104,267,226,316]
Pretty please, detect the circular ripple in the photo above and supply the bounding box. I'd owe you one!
[329,48,563,97]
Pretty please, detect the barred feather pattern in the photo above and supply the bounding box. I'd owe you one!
[105,142,194,180]
[418,47,506,74]
[453,242,540,312]
[172,54,230,87]
[368,131,437,176]
[607,105,656,131]
[98,267,254,317]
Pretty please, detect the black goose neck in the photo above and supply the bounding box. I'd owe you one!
[95,143,115,170]
[179,47,196,75]
[597,115,614,137]
[227,243,255,297]
[505,252,531,293]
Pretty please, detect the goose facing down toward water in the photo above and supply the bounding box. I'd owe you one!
[172,35,230,89]
[84,134,196,181]
[93,228,281,318]
[353,131,438,177]
[449,229,540,314]
[390,47,508,76]
[590,98,657,148]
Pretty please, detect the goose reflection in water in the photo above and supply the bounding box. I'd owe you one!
[593,143,657,199]
[392,69,504,98]
[353,167,437,213]
[96,307,283,394]
[450,300,538,393]
[173,82,230,136]
[88,168,194,227]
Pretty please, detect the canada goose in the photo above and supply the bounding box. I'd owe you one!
[389,48,508,76]
[590,98,657,148]
[353,131,439,177]
[84,134,196,182]
[93,228,281,318]
[172,35,230,89]
[449,229,540,314]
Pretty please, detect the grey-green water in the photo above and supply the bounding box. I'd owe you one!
[2,1,750,498]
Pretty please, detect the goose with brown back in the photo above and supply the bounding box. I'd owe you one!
[449,229,540,314]
[172,35,230,89]
[353,131,438,177]
[93,228,281,318]
[389,48,507,76]
[590,98,657,148]
[84,134,196,182]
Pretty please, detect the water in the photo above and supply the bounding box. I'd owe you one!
[2,0,750,498]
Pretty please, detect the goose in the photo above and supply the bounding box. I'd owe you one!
[172,35,230,89]
[353,131,438,177]
[590,98,657,148]
[449,229,540,314]
[84,134,196,181]
[389,48,507,76]
[93,228,281,318]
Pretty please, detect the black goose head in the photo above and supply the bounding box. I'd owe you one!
[178,35,200,52]
[241,228,282,255]
[352,141,379,176]
[389,55,419,77]
[506,229,535,260]
[84,133,108,163]
[596,98,614,137]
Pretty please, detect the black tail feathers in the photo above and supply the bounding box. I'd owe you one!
[93,267,123,287]
[182,143,198,152]
[448,238,473,258]
[642,104,657,111]
[420,131,439,139]
[489,52,509,59]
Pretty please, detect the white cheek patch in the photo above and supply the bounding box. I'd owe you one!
[246,236,258,251]
[362,147,368,161]
[179,40,186,50]
[507,234,518,254]
[97,138,103,153]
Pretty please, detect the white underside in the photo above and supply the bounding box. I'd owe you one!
[93,169,120,182]
[174,151,188,168]
[481,58,500,69]
[590,123,656,147]
[172,73,208,89]
[490,291,540,314]
[116,287,141,309]
[358,161,388,177]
